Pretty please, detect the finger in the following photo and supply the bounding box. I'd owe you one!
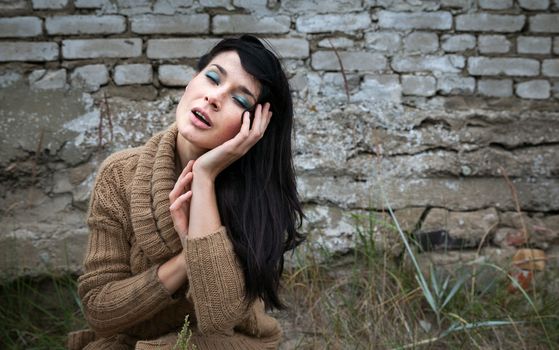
[239,110,251,138]
[178,159,194,180]
[169,190,192,211]
[169,191,191,236]
[253,103,271,139]
[183,172,193,190]
[169,165,194,201]
[260,103,272,133]
[251,103,264,132]
[169,174,188,201]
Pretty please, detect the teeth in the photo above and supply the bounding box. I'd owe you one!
[193,110,210,126]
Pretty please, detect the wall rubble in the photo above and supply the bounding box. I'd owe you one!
[0,0,558,278]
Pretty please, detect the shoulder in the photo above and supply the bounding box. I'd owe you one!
[95,147,141,183]
[91,147,143,205]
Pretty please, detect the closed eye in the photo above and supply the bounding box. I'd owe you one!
[233,95,251,109]
[205,71,220,84]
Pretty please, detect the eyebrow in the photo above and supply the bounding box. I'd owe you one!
[210,63,257,102]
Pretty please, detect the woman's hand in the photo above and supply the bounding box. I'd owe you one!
[169,159,194,248]
[193,103,273,180]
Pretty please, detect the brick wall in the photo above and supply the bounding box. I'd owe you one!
[1,0,558,276]
[1,0,557,98]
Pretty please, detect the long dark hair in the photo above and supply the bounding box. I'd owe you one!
[197,35,305,310]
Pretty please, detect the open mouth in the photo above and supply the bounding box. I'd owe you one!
[193,110,211,127]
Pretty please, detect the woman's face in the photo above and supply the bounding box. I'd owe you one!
[176,50,261,153]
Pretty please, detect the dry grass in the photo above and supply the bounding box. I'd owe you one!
[1,212,557,349]
[277,211,559,349]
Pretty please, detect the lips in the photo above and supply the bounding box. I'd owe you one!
[191,108,212,127]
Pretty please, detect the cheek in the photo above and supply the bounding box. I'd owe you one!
[221,116,242,140]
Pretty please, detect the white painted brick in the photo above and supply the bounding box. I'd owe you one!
[352,74,401,102]
[478,79,513,97]
[441,34,476,52]
[404,32,438,54]
[392,55,465,73]
[281,0,362,13]
[518,0,549,10]
[131,15,209,34]
[0,42,58,62]
[309,72,361,101]
[0,71,22,88]
[266,38,310,59]
[456,14,525,33]
[74,0,104,8]
[29,69,67,90]
[114,64,153,85]
[200,0,231,7]
[365,32,401,54]
[296,13,370,33]
[70,64,109,92]
[441,0,474,9]
[402,75,436,96]
[147,38,219,59]
[468,57,539,76]
[479,0,512,9]
[437,75,475,95]
[318,37,354,49]
[552,81,559,99]
[530,14,559,33]
[542,59,559,77]
[112,0,151,15]
[214,15,290,34]
[311,51,387,71]
[46,16,126,35]
[233,0,267,8]
[153,0,195,14]
[32,0,68,9]
[117,0,151,7]
[378,11,452,30]
[62,39,142,59]
[0,17,42,38]
[517,36,551,54]
[289,71,307,92]
[515,80,550,99]
[478,35,511,54]
[158,65,196,86]
[0,0,28,12]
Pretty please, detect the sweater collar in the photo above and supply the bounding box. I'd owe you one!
[130,124,183,262]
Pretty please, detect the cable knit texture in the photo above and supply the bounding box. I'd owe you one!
[71,125,282,349]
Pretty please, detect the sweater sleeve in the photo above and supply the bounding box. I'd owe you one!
[185,226,249,335]
[78,156,178,337]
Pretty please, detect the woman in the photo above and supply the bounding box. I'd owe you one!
[68,35,305,349]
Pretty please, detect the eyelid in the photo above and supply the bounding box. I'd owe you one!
[234,95,251,109]
[205,70,219,83]
[205,69,254,108]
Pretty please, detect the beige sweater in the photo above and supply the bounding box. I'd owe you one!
[69,125,282,350]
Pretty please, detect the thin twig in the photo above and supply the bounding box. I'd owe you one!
[98,103,104,149]
[103,91,114,143]
[471,221,499,296]
[499,167,528,243]
[328,39,350,103]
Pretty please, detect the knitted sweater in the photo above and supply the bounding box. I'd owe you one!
[69,125,282,350]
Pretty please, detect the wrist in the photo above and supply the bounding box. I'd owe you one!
[192,168,217,187]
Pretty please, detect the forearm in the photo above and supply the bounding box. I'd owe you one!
[157,250,189,294]
[185,226,248,334]
[184,170,249,334]
[79,265,177,336]
[187,171,222,239]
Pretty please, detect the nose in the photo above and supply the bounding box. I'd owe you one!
[204,90,223,111]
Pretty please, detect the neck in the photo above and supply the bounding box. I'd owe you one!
[176,134,206,170]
